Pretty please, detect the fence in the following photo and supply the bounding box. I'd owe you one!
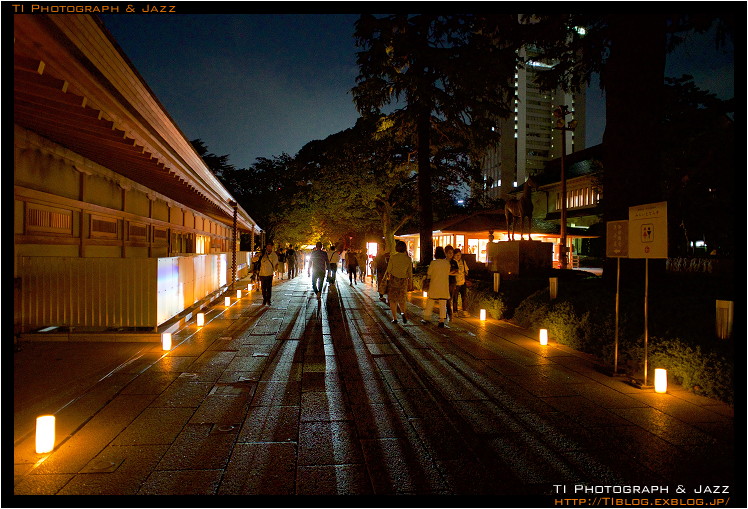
[17,252,249,331]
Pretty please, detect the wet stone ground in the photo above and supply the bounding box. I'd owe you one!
[13,272,737,502]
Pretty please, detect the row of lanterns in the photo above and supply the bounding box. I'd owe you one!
[38,283,258,453]
[36,281,669,456]
[161,284,255,351]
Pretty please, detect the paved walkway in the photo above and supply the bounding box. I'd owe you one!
[13,272,737,502]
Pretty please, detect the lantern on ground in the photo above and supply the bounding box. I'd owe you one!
[161,332,172,350]
[423,291,428,298]
[479,309,487,321]
[654,368,667,393]
[35,415,55,454]
[236,290,242,299]
[539,328,549,346]
[196,313,205,327]
[225,297,231,306]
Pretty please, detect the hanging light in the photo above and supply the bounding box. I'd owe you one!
[225,297,231,306]
[196,313,205,327]
[479,309,487,321]
[161,332,172,350]
[539,328,549,346]
[35,415,55,453]
[654,368,667,393]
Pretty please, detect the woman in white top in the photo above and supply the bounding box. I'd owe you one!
[421,246,451,328]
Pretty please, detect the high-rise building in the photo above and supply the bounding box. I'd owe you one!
[481,46,586,200]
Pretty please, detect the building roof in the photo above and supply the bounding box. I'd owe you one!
[399,210,596,238]
[13,14,259,233]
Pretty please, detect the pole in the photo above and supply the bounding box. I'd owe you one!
[614,257,620,374]
[643,258,649,385]
[559,125,568,270]
[230,201,238,285]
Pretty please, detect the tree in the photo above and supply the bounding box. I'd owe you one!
[660,76,734,256]
[521,13,734,282]
[352,14,520,264]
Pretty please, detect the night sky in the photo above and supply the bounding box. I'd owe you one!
[99,12,734,171]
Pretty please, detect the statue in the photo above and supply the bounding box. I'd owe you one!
[504,177,537,241]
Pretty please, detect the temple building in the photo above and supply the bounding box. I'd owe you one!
[13,14,260,340]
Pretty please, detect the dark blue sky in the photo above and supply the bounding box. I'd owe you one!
[100,13,734,170]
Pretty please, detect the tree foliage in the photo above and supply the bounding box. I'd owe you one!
[352,14,521,263]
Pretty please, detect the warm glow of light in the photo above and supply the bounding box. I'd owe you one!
[161,332,172,350]
[480,309,487,321]
[247,284,253,291]
[236,290,242,299]
[35,415,55,453]
[539,328,549,346]
[423,291,428,298]
[654,368,667,393]
[196,313,205,327]
[225,297,231,306]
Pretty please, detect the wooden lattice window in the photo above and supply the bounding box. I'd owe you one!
[90,215,118,238]
[26,203,73,235]
[128,222,148,240]
[153,227,168,243]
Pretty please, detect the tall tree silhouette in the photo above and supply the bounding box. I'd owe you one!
[352,14,520,264]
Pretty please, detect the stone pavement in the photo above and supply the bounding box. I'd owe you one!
[12,271,738,503]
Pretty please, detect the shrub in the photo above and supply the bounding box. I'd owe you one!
[649,337,734,404]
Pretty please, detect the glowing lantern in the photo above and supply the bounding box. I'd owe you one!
[236,290,242,299]
[479,309,487,321]
[539,328,549,346]
[161,332,172,350]
[35,415,55,453]
[196,313,205,327]
[225,297,231,307]
[423,291,428,298]
[654,368,667,393]
[247,284,253,291]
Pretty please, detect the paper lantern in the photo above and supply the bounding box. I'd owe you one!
[423,291,428,298]
[161,332,172,350]
[654,368,667,393]
[196,313,205,327]
[539,328,549,346]
[479,309,487,321]
[35,415,55,453]
[225,297,231,306]
[236,289,242,299]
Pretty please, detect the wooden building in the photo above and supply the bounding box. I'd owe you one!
[13,14,260,338]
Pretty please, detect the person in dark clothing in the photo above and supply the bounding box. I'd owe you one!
[309,242,329,299]
[374,248,390,302]
[347,250,359,285]
[286,245,297,279]
[445,245,458,321]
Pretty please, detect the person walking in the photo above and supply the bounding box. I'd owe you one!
[252,242,279,306]
[275,247,286,279]
[374,248,389,302]
[286,245,297,279]
[384,240,413,324]
[346,249,359,285]
[328,245,340,285]
[445,245,459,321]
[452,248,470,316]
[309,242,329,299]
[421,246,451,328]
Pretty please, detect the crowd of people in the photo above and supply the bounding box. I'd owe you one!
[251,240,470,328]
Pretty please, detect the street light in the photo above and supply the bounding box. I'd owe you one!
[553,105,576,270]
